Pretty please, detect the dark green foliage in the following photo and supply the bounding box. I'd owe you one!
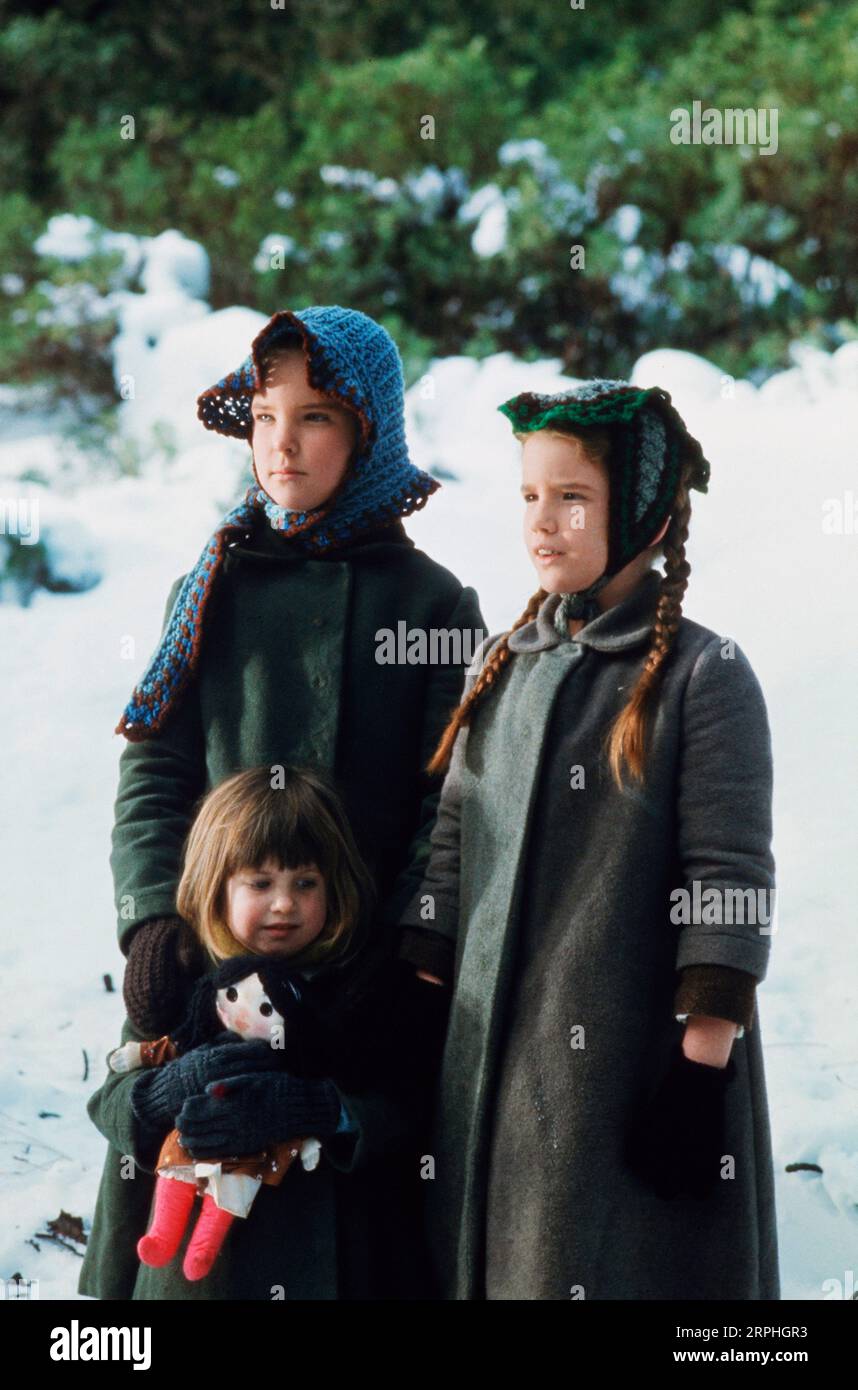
[1,0,855,404]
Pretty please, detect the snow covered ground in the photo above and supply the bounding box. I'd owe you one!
[1,221,856,1300]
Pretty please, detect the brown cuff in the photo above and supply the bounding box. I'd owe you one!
[397,927,454,982]
[673,964,757,1032]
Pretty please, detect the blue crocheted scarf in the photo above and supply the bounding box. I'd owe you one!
[116,306,439,741]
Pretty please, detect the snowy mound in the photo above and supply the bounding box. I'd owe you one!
[0,476,102,606]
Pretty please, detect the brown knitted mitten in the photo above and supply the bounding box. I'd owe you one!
[122,916,207,1037]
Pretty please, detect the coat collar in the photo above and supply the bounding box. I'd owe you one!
[227,511,415,565]
[507,567,663,654]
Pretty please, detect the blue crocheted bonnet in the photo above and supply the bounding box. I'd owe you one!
[196,305,439,548]
[116,306,440,741]
[498,378,711,624]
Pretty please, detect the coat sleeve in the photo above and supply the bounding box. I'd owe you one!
[111,575,208,954]
[673,635,776,983]
[322,971,452,1175]
[86,1015,169,1176]
[394,631,503,978]
[322,1085,425,1174]
[376,585,486,960]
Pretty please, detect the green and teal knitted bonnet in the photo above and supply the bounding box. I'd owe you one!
[498,378,711,626]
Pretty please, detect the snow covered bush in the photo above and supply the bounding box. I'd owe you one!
[0,481,102,606]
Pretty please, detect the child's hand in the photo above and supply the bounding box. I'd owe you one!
[129,1039,287,1134]
[415,968,446,986]
[176,1073,342,1158]
[623,1039,736,1200]
[681,1015,738,1068]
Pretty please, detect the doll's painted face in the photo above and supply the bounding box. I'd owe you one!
[250,349,358,511]
[215,973,288,1042]
[225,857,328,959]
[520,431,610,594]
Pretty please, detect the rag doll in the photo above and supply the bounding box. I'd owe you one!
[110,956,326,1282]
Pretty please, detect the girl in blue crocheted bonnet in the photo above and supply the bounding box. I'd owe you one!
[115,306,479,738]
[116,306,454,745]
[190,305,441,549]
[80,306,483,1300]
[112,299,485,1021]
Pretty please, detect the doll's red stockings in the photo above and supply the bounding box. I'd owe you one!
[137,1176,236,1281]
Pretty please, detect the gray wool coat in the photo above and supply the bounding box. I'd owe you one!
[398,567,780,1301]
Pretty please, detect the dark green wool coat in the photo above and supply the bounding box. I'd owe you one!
[79,513,483,1300]
[399,568,780,1301]
[110,513,485,950]
[82,945,449,1301]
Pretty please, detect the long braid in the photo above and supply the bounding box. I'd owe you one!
[425,587,547,777]
[603,465,693,791]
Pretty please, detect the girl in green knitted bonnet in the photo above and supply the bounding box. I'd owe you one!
[397,379,779,1301]
[79,306,486,1301]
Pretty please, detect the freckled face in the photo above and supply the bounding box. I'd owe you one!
[250,350,358,510]
[215,974,285,1042]
[520,432,610,594]
[225,857,328,959]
